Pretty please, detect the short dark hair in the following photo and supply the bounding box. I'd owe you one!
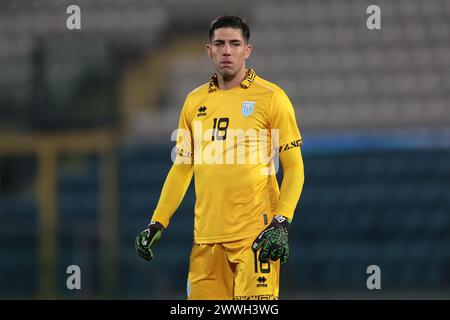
[208,16,250,43]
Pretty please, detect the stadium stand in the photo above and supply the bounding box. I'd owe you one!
[0,0,449,299]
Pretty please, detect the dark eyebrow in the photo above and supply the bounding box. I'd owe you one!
[213,39,243,44]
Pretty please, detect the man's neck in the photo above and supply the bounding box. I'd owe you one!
[217,68,247,90]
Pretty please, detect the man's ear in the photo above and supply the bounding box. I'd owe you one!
[205,43,212,59]
[244,44,253,60]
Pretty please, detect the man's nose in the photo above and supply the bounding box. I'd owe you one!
[222,44,231,55]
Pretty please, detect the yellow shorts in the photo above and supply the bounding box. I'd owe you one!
[187,236,280,300]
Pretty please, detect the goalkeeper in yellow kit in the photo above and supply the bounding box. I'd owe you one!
[136,16,305,300]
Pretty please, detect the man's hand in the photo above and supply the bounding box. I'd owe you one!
[252,215,291,264]
[135,221,165,261]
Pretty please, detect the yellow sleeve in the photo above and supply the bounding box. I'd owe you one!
[275,146,305,221]
[151,96,194,228]
[269,89,302,149]
[173,97,194,161]
[151,163,193,228]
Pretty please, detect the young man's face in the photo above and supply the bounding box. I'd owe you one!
[206,27,252,80]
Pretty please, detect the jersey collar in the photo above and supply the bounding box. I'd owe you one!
[208,69,256,93]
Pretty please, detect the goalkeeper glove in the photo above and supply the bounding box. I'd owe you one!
[135,221,164,261]
[252,215,291,264]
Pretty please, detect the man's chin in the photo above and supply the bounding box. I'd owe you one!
[219,68,236,81]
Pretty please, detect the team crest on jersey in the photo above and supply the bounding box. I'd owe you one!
[242,101,255,117]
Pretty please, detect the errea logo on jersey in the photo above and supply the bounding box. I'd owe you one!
[197,106,207,117]
[242,101,255,117]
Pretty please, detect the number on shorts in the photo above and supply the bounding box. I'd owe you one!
[253,250,270,274]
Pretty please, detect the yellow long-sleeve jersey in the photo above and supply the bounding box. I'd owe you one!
[152,69,304,243]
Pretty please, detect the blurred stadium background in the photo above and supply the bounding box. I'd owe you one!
[0,0,449,299]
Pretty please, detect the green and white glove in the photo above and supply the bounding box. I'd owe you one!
[135,221,164,261]
[252,215,291,264]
